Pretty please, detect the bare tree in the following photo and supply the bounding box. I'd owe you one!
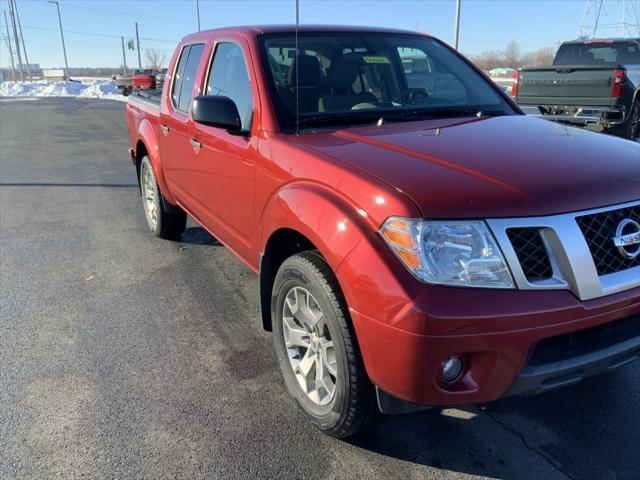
[504,41,521,68]
[144,49,167,69]
[468,43,556,71]
[520,47,556,67]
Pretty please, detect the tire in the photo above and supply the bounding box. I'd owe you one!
[139,156,186,240]
[610,100,639,141]
[272,251,378,438]
[122,88,129,97]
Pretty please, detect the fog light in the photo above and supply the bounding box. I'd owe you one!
[441,356,464,382]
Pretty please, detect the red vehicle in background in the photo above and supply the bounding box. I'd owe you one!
[125,25,640,438]
[132,69,157,90]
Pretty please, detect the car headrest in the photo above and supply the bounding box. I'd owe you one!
[327,53,363,92]
[288,55,322,87]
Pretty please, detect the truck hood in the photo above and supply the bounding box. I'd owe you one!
[294,115,640,218]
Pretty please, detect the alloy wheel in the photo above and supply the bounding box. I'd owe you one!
[282,286,337,406]
[141,164,158,229]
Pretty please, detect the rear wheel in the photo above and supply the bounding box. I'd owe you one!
[610,100,639,141]
[272,251,377,438]
[139,156,186,240]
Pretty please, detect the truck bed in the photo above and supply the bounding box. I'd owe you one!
[129,89,162,106]
[125,89,162,153]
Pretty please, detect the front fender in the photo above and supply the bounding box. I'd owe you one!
[259,182,381,272]
[137,119,177,204]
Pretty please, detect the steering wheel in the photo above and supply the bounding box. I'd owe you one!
[391,88,430,105]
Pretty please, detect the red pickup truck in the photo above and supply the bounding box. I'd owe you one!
[126,25,640,438]
[132,69,157,91]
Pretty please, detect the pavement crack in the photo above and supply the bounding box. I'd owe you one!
[484,410,576,480]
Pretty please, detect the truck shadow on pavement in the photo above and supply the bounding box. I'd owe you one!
[347,369,638,480]
[0,182,138,187]
[180,226,222,247]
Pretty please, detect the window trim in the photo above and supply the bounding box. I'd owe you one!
[203,40,255,132]
[170,42,206,114]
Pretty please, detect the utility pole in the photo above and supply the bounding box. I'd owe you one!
[121,36,128,75]
[195,0,201,31]
[12,0,30,81]
[48,1,70,80]
[453,0,461,50]
[3,11,17,81]
[7,0,23,81]
[135,22,142,69]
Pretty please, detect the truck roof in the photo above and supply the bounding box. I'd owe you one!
[561,37,640,45]
[181,24,430,43]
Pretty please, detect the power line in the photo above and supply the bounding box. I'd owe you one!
[21,24,179,44]
[69,4,195,24]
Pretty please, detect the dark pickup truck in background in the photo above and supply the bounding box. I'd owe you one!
[514,38,640,140]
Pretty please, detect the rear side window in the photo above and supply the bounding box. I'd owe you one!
[171,46,191,109]
[207,43,254,130]
[171,43,205,112]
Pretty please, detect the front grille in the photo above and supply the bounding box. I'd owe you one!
[529,314,640,367]
[507,228,553,281]
[576,205,640,276]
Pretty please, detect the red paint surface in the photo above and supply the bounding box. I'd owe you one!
[126,26,640,406]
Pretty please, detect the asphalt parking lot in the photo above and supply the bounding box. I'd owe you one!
[1,97,638,480]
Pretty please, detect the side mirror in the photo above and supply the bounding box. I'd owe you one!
[192,95,242,133]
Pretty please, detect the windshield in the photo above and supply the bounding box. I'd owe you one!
[554,41,640,66]
[259,32,514,132]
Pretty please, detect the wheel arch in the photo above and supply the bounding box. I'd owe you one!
[259,228,318,331]
[257,183,378,332]
[134,120,177,204]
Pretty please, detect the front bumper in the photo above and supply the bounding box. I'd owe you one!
[336,233,640,408]
[505,313,640,396]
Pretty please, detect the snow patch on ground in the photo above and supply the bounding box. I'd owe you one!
[0,79,126,102]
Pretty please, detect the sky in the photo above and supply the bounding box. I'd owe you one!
[0,0,636,69]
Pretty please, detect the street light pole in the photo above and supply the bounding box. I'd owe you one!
[48,1,70,80]
[135,22,142,69]
[3,10,17,81]
[121,36,128,75]
[453,0,461,50]
[12,0,31,81]
[7,0,23,81]
[195,0,201,31]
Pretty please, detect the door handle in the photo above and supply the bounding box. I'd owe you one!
[189,138,202,149]
[160,124,170,133]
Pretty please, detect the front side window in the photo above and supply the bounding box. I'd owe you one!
[259,32,514,132]
[207,42,254,131]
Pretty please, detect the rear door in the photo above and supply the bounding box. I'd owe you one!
[187,40,259,260]
[160,43,206,199]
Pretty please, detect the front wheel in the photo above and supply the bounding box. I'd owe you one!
[139,156,186,240]
[272,251,377,438]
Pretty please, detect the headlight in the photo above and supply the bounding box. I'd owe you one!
[379,217,514,288]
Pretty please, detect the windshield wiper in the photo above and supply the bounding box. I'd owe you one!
[297,113,381,128]
[382,108,507,123]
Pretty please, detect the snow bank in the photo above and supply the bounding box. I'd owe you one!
[0,79,126,102]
